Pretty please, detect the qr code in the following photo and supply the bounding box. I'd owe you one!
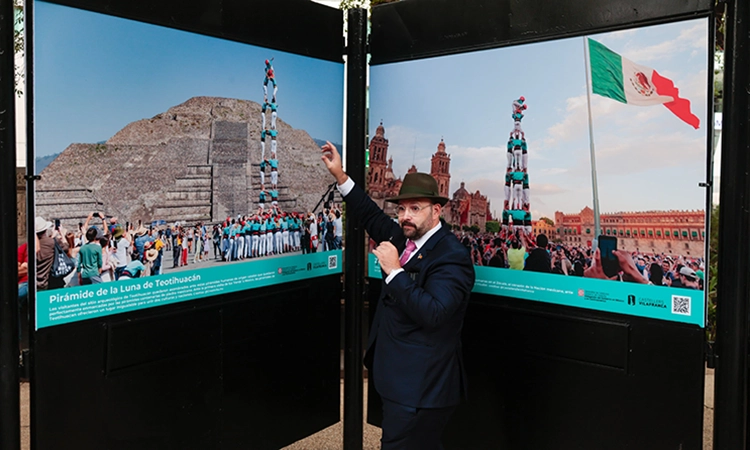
[671,295,691,316]
[328,255,338,270]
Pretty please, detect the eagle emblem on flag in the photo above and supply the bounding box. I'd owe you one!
[629,71,655,97]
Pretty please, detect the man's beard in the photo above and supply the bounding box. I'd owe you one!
[401,220,426,240]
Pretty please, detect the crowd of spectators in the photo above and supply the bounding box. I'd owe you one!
[455,229,704,290]
[24,205,344,295]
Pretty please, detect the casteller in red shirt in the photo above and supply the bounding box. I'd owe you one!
[18,242,28,284]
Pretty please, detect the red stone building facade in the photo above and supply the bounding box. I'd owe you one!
[448,182,488,230]
[554,207,706,256]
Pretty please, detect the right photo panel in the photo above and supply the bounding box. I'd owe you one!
[368,18,709,327]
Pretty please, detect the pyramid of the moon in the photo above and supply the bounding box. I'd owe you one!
[37,97,335,226]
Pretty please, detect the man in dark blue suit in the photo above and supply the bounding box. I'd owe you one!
[322,142,475,449]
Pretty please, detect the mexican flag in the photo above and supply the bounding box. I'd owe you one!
[588,38,700,129]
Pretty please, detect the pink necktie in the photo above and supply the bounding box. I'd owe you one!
[399,240,417,266]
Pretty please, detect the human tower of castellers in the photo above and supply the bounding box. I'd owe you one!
[502,97,532,235]
[218,58,303,262]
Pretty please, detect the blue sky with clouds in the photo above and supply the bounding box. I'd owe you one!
[369,19,710,220]
[34,1,344,157]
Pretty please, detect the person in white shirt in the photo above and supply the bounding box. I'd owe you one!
[112,226,131,280]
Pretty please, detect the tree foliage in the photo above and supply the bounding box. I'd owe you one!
[14,2,23,96]
[707,0,724,340]
[339,0,398,10]
[485,220,500,234]
[714,1,725,110]
[707,204,719,342]
[339,0,367,9]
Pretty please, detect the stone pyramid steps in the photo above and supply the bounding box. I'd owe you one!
[175,177,212,189]
[153,164,213,224]
[166,191,212,202]
[36,188,104,226]
[35,97,335,228]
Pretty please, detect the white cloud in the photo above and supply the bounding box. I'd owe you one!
[605,28,637,40]
[447,144,503,161]
[678,69,709,112]
[532,183,568,195]
[542,72,707,177]
[544,94,630,146]
[527,151,551,162]
[530,209,546,220]
[539,167,568,176]
[619,22,706,63]
[533,80,708,217]
[566,131,705,178]
[448,144,507,174]
[546,95,587,142]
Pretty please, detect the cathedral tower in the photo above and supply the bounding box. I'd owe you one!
[430,138,451,199]
[367,121,389,195]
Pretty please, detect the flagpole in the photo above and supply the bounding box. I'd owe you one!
[583,37,601,249]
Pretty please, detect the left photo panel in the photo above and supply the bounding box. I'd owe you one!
[32,1,345,328]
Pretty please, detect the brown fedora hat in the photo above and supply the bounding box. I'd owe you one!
[386,172,449,206]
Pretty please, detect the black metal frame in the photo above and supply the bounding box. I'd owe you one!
[714,0,750,447]
[0,0,20,448]
[703,2,719,370]
[371,0,713,65]
[343,8,367,450]
[24,3,36,449]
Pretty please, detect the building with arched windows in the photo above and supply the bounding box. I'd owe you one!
[431,139,451,199]
[532,218,556,238]
[554,207,705,256]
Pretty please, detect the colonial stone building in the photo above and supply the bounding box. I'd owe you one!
[554,207,705,256]
[449,182,488,230]
[367,121,392,197]
[431,139,451,199]
[531,218,556,240]
[366,122,401,215]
